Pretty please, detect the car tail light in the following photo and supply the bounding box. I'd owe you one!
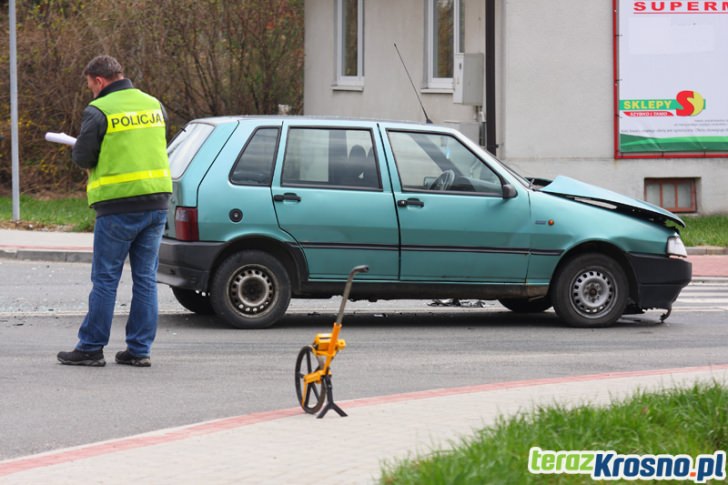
[175,207,199,241]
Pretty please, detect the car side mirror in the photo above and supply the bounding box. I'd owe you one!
[502,183,518,199]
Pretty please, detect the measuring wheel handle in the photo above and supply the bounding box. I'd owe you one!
[336,265,369,325]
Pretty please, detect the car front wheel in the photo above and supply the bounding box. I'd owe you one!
[552,253,628,328]
[210,250,291,329]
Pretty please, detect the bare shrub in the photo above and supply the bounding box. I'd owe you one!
[0,0,303,193]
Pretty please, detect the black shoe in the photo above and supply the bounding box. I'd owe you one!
[115,350,151,367]
[57,349,106,367]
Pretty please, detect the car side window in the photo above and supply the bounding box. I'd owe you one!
[230,127,280,186]
[282,127,381,190]
[388,130,503,195]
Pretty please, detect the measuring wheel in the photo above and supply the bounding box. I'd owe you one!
[293,265,369,418]
[294,346,325,414]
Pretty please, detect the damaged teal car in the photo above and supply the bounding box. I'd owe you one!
[157,117,692,329]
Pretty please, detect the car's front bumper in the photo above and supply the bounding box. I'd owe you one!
[157,237,225,290]
[628,253,692,309]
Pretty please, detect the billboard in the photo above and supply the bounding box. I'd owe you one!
[616,0,728,155]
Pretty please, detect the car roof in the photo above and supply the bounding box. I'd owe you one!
[187,115,434,128]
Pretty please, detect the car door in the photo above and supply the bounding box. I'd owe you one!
[271,121,399,280]
[381,127,531,283]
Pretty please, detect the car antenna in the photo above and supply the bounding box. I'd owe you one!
[394,43,433,124]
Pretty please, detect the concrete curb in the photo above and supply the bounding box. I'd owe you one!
[0,229,93,263]
[692,276,728,282]
[0,248,92,263]
[687,246,728,255]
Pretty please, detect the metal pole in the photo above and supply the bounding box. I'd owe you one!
[485,0,497,156]
[9,0,21,221]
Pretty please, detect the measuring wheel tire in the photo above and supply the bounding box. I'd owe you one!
[552,253,629,328]
[171,287,215,315]
[210,250,291,329]
[498,296,552,313]
[295,346,326,414]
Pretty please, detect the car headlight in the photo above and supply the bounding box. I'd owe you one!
[666,235,687,258]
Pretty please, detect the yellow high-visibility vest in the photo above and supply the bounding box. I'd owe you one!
[87,89,172,206]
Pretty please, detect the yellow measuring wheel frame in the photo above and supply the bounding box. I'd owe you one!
[295,265,368,418]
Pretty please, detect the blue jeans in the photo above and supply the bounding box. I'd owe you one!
[76,210,167,357]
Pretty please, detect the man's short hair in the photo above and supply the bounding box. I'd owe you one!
[83,55,124,79]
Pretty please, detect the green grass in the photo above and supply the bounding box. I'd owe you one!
[680,215,728,248]
[0,194,95,232]
[380,383,728,484]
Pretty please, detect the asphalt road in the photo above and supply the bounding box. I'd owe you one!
[1,260,726,460]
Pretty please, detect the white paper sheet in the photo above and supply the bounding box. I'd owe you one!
[45,132,77,147]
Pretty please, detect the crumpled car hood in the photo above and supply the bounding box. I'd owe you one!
[540,176,685,227]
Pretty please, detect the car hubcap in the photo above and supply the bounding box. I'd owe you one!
[229,267,275,315]
[571,269,614,317]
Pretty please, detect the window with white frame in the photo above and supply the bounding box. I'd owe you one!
[426,0,463,90]
[336,0,363,88]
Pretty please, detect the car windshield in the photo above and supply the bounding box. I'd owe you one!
[436,130,534,190]
[491,158,533,188]
[470,146,533,189]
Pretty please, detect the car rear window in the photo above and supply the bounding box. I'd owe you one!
[167,122,215,179]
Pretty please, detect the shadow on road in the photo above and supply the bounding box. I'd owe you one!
[159,310,668,331]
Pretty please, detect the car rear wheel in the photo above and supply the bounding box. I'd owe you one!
[171,287,215,315]
[552,253,628,328]
[498,296,552,313]
[210,250,291,329]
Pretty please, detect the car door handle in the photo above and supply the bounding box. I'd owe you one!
[273,192,301,202]
[397,198,424,208]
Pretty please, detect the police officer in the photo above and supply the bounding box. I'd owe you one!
[58,55,172,367]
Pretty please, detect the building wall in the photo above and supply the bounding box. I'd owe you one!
[304,0,481,123]
[304,0,728,214]
[500,0,613,161]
